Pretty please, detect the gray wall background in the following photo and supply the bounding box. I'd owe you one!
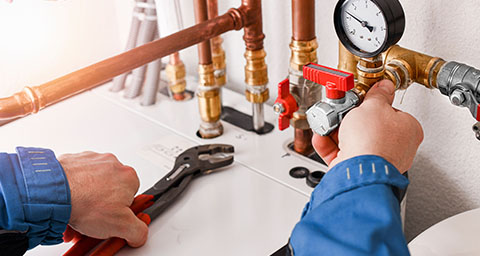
[1,0,480,241]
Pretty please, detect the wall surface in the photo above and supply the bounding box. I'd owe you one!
[1,0,480,242]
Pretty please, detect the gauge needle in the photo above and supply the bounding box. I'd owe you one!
[346,11,374,32]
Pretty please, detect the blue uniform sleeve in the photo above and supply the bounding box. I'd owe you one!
[290,155,410,256]
[0,147,71,249]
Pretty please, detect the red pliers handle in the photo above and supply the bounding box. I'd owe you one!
[63,194,154,256]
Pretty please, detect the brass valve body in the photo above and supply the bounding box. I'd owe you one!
[353,56,385,101]
[337,42,359,78]
[244,49,269,104]
[197,64,223,138]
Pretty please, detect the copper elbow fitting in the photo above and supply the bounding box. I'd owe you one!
[384,45,445,90]
[244,49,269,104]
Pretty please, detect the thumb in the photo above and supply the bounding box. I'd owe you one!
[116,208,149,247]
[363,80,396,106]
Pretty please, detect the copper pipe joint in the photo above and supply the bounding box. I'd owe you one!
[197,64,222,138]
[338,42,359,78]
[294,128,314,156]
[384,45,445,90]
[289,39,318,71]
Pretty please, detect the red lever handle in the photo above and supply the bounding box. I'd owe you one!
[274,79,298,131]
[303,63,355,99]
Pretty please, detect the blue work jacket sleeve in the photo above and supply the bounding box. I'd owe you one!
[0,147,71,249]
[290,155,410,256]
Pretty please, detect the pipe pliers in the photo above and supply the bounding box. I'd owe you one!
[64,144,234,256]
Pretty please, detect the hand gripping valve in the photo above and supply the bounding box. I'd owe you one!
[304,63,359,136]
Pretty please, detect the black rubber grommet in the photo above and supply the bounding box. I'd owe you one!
[289,167,310,179]
[306,171,325,188]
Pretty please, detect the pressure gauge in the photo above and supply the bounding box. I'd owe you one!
[334,0,405,58]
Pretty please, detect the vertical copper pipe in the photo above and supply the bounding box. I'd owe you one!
[195,0,213,65]
[294,129,314,155]
[240,0,268,132]
[207,0,227,88]
[195,0,223,138]
[292,0,315,41]
[290,0,317,156]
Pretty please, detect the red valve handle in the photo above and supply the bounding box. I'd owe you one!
[274,79,298,131]
[303,63,355,99]
[477,104,480,121]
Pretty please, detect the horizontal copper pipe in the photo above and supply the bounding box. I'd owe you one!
[0,8,245,120]
[292,0,315,41]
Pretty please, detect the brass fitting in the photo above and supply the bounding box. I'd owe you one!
[337,41,359,78]
[211,36,227,87]
[245,89,269,103]
[353,55,385,101]
[244,49,269,104]
[289,39,318,71]
[197,64,223,138]
[384,45,446,90]
[165,62,187,95]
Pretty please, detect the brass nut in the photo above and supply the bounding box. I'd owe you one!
[338,41,358,77]
[198,64,216,87]
[166,63,186,82]
[212,49,226,70]
[197,89,221,122]
[169,80,186,94]
[290,39,318,71]
[291,112,310,129]
[244,49,268,86]
[245,89,269,103]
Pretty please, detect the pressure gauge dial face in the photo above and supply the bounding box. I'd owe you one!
[334,0,405,58]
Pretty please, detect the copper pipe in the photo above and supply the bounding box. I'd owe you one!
[169,52,181,65]
[294,128,314,155]
[208,0,227,87]
[195,0,213,65]
[292,0,315,41]
[0,9,244,120]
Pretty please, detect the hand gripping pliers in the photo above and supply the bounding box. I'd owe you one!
[64,144,235,256]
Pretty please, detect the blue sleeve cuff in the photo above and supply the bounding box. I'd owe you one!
[1,147,71,249]
[303,155,409,216]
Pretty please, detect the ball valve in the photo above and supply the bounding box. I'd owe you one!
[305,63,359,136]
[273,79,299,130]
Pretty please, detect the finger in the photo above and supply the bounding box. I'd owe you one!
[115,208,149,248]
[312,133,339,166]
[363,80,396,106]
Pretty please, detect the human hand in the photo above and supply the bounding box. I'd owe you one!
[59,152,148,247]
[313,80,423,174]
